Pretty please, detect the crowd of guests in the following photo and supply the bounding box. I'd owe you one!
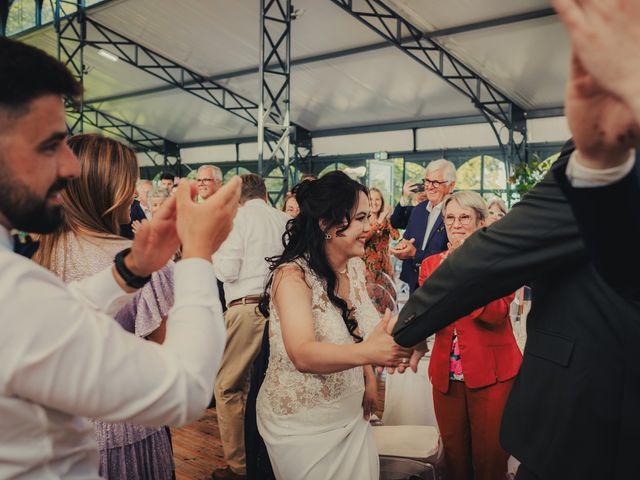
[2,1,640,479]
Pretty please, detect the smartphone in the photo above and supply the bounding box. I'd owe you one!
[410,183,425,193]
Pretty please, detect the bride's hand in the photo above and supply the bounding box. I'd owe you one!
[362,370,377,420]
[363,309,412,367]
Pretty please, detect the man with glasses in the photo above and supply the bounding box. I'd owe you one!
[390,159,456,291]
[196,164,223,201]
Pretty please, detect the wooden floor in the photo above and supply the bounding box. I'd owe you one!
[172,374,387,480]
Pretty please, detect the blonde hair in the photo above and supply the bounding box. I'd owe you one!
[442,191,488,223]
[34,133,138,269]
[487,197,508,215]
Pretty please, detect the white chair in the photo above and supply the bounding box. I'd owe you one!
[373,425,444,480]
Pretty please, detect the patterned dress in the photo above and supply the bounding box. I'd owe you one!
[50,233,175,480]
[362,217,399,314]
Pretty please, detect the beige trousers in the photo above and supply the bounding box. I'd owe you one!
[214,303,266,475]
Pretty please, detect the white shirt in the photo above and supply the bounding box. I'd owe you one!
[420,201,444,251]
[0,226,225,479]
[566,149,636,187]
[213,199,289,306]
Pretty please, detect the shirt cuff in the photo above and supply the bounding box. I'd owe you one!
[566,150,636,187]
[173,258,219,308]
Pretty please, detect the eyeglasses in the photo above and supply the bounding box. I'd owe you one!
[444,214,472,226]
[423,178,449,188]
[196,178,216,184]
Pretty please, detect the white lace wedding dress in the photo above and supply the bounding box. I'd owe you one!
[256,257,381,480]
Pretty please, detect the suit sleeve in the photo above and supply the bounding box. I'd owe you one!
[393,152,588,347]
[390,203,412,230]
[554,157,640,300]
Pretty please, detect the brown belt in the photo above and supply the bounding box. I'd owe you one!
[227,295,262,308]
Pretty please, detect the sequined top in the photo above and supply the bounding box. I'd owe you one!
[50,232,174,449]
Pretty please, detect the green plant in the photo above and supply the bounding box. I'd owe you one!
[509,154,557,199]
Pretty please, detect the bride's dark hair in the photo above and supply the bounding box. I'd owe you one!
[259,171,368,342]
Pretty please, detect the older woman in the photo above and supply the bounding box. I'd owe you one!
[486,197,508,226]
[418,191,521,480]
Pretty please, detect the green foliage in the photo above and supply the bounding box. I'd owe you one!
[508,153,558,197]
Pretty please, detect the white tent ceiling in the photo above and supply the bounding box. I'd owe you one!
[16,0,570,157]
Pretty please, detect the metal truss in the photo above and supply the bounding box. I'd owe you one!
[259,0,293,205]
[82,17,260,127]
[55,0,86,132]
[55,1,183,173]
[326,0,529,168]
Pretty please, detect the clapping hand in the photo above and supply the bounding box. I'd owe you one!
[390,238,416,260]
[551,0,640,169]
[126,197,180,277]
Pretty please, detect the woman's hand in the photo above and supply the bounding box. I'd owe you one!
[362,310,412,367]
[362,367,377,420]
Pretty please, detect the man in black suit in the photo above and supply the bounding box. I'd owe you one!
[392,7,640,479]
[552,0,640,301]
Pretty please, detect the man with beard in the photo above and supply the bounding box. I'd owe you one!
[0,37,241,478]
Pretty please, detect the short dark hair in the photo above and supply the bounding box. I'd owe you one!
[240,173,267,202]
[159,172,175,182]
[0,37,82,115]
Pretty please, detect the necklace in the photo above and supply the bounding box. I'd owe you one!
[337,267,348,275]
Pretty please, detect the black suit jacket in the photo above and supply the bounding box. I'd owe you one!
[555,155,640,300]
[394,149,640,479]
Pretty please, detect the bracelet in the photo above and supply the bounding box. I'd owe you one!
[114,248,151,289]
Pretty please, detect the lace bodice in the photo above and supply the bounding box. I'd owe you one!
[257,257,381,420]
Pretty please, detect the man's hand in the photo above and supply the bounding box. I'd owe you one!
[551,0,640,120]
[126,196,180,277]
[564,50,640,169]
[402,180,418,203]
[176,177,242,260]
[390,238,416,260]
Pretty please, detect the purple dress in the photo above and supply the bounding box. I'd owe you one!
[52,233,175,480]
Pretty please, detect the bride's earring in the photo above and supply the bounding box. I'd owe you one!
[324,232,332,240]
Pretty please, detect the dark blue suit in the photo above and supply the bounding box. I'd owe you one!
[390,203,413,230]
[399,200,448,291]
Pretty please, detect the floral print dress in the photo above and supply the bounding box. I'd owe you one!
[362,217,400,314]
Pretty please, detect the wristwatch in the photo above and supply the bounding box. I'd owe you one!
[114,248,151,289]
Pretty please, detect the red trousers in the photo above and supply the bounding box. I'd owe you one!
[433,378,513,480]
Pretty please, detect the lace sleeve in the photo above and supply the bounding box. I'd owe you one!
[114,262,174,338]
[350,258,380,339]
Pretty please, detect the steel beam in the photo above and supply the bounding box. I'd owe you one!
[326,0,525,132]
[0,0,12,36]
[426,8,555,38]
[84,7,555,106]
[83,17,260,126]
[259,0,292,205]
[55,0,86,132]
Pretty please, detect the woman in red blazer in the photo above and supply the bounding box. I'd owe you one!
[418,191,522,480]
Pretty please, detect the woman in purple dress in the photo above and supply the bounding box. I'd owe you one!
[34,133,175,480]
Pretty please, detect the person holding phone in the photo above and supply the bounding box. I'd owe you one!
[389,159,456,292]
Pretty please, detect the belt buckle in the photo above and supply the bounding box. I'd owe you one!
[242,297,247,305]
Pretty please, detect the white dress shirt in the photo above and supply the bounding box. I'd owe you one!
[213,198,290,306]
[420,201,444,251]
[566,150,636,187]
[0,226,225,479]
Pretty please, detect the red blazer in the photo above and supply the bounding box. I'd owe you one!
[419,252,522,393]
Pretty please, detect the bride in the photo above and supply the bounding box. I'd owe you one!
[256,171,411,480]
